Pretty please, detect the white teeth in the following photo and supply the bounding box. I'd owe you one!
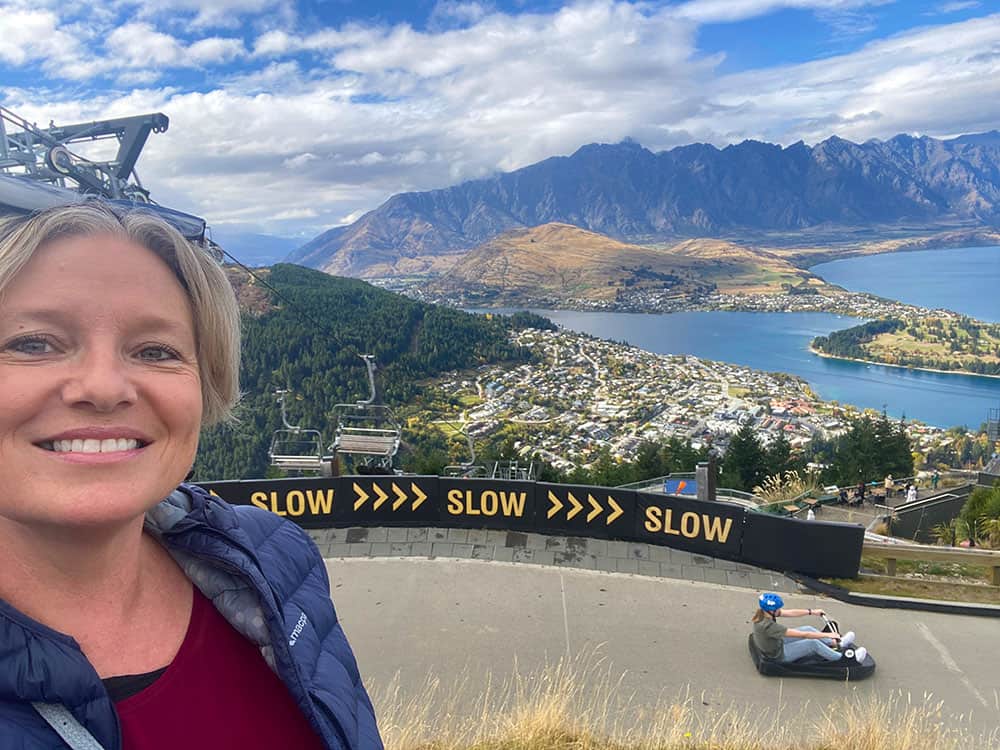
[48,438,140,453]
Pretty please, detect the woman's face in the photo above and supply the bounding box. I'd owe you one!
[0,232,203,529]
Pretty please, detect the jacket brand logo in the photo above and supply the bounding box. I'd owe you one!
[288,612,309,646]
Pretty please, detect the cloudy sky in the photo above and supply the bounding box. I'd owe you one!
[2,0,998,241]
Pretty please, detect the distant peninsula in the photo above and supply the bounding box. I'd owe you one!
[811,317,1000,378]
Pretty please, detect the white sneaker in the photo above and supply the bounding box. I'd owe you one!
[854,646,868,663]
[840,631,856,648]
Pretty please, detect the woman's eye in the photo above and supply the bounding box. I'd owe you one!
[138,345,181,362]
[7,337,55,355]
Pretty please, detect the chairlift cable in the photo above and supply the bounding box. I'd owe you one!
[207,244,402,473]
[212,242,366,357]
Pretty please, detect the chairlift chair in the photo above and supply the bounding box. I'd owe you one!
[491,459,535,482]
[444,429,488,478]
[268,390,327,474]
[332,355,402,472]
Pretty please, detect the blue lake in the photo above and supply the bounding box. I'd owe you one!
[481,246,1000,428]
[810,245,999,322]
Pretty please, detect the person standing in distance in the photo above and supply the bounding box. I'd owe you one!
[0,203,382,749]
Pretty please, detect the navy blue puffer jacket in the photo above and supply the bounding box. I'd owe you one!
[0,484,383,750]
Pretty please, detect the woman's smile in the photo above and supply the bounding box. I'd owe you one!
[35,427,153,459]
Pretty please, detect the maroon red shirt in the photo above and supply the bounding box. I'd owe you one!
[113,587,327,749]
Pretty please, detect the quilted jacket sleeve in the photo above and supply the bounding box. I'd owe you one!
[229,503,384,750]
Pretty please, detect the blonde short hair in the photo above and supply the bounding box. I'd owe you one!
[0,202,240,425]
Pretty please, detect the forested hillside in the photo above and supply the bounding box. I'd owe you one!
[193,264,541,480]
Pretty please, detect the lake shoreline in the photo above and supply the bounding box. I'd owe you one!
[808,346,1000,381]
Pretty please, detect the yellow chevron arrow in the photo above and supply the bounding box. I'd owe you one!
[411,483,427,511]
[606,495,623,525]
[586,494,602,523]
[546,490,564,519]
[391,482,408,511]
[567,491,583,520]
[372,483,389,510]
[353,482,370,511]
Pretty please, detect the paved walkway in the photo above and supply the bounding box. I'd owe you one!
[307,526,799,592]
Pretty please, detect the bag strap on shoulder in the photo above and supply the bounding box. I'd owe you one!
[31,703,107,750]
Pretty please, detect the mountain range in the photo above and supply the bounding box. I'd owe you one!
[287,131,1000,277]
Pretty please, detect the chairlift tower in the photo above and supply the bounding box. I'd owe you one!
[987,406,1000,445]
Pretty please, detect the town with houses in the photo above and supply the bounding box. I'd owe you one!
[384,281,965,324]
[624,290,961,321]
[429,326,949,472]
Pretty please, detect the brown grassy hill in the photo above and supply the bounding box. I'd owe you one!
[664,238,825,294]
[430,223,822,302]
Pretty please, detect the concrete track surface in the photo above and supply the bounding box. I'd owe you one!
[327,557,1000,743]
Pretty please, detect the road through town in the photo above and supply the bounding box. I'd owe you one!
[327,557,1000,743]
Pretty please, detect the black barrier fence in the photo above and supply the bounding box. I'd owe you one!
[197,476,862,578]
[888,491,971,544]
[741,512,863,579]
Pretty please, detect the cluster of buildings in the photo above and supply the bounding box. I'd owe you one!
[430,327,899,470]
[387,273,962,323]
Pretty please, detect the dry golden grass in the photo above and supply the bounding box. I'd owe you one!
[370,651,997,750]
[752,470,821,504]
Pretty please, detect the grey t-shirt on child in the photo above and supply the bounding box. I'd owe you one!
[752,617,787,659]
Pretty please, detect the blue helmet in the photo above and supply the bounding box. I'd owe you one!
[759,592,784,612]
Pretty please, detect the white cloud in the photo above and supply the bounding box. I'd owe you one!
[188,37,247,64]
[106,23,247,71]
[107,23,187,67]
[128,0,292,29]
[702,14,1000,144]
[252,26,382,57]
[0,9,96,76]
[672,0,890,24]
[6,1,1000,239]
[271,207,319,220]
[430,1,493,27]
[936,1,980,12]
[338,209,366,224]
[282,152,319,169]
[253,30,295,56]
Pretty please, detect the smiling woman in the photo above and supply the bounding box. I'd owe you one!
[0,203,382,750]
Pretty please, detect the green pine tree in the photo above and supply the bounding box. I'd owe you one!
[765,431,793,478]
[721,424,766,491]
